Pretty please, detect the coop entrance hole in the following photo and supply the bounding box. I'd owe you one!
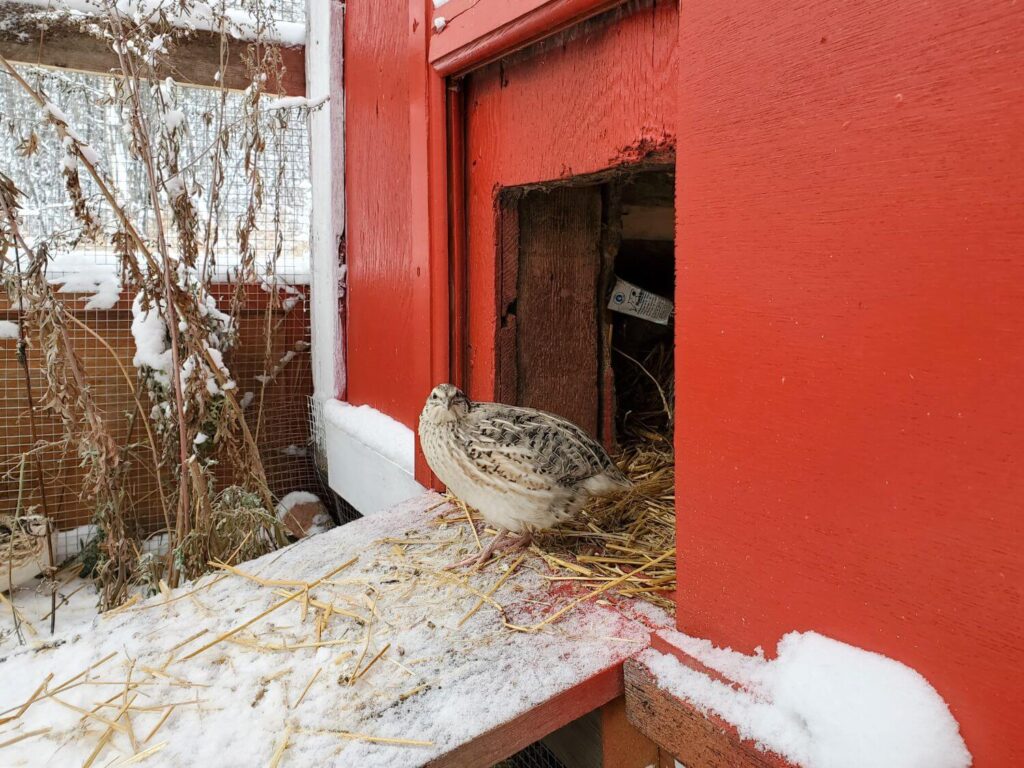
[495,164,675,449]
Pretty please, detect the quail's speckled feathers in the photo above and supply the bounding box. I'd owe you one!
[418,383,630,535]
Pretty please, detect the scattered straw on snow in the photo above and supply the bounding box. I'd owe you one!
[0,494,657,767]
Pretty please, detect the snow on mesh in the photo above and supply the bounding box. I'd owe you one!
[47,253,122,309]
[0,494,650,766]
[642,630,971,768]
[264,95,329,111]
[130,293,172,384]
[0,320,18,339]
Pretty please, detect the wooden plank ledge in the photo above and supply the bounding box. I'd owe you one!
[0,492,664,767]
[624,649,797,768]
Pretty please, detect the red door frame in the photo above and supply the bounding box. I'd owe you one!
[409,0,630,487]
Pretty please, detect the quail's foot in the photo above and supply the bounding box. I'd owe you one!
[445,529,533,570]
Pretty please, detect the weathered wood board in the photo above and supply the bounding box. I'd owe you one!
[514,186,603,435]
[0,2,305,94]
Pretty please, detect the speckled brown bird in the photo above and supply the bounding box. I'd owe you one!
[419,383,630,567]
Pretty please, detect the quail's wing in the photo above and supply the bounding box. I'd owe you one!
[462,403,618,487]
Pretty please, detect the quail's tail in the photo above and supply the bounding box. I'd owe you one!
[582,467,633,498]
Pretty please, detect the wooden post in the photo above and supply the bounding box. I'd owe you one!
[516,186,603,434]
[601,697,660,768]
[307,0,345,401]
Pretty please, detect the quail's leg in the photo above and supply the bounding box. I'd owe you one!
[445,528,508,570]
[446,528,536,569]
[493,530,532,553]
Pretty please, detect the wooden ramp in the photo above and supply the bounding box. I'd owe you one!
[0,493,666,767]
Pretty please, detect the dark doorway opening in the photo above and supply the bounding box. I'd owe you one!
[496,164,675,449]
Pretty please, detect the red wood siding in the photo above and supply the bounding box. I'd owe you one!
[341,1,1021,762]
[675,2,1024,765]
[464,0,678,400]
[344,0,419,427]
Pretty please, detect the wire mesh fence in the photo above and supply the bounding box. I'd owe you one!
[0,61,327,562]
[494,741,569,768]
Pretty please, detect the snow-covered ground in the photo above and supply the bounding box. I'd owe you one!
[1,575,100,654]
[0,494,654,767]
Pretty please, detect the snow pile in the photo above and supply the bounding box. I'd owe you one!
[164,108,186,131]
[0,320,19,339]
[50,262,121,309]
[264,95,328,112]
[46,252,122,309]
[130,294,172,385]
[323,400,415,473]
[180,344,234,397]
[0,576,100,653]
[641,630,971,768]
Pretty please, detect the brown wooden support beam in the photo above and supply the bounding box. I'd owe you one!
[0,3,304,94]
[601,696,661,768]
[624,657,796,768]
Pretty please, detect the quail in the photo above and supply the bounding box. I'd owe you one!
[419,383,630,567]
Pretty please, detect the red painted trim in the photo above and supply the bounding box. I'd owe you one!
[447,82,469,389]
[411,0,451,488]
[430,0,626,76]
[649,633,741,692]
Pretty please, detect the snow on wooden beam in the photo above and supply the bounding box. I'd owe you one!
[624,655,795,768]
[0,2,305,95]
[0,493,664,766]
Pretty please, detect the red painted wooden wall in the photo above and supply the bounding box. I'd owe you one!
[464,0,678,400]
[342,0,1023,763]
[674,2,1024,765]
[343,0,420,428]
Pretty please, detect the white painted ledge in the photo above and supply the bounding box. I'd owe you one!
[322,399,424,515]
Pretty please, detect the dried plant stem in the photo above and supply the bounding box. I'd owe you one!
[0,727,52,750]
[0,202,58,630]
[64,313,171,534]
[268,724,293,768]
[294,728,432,748]
[103,16,192,582]
[614,347,673,423]
[457,554,525,627]
[291,667,321,709]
